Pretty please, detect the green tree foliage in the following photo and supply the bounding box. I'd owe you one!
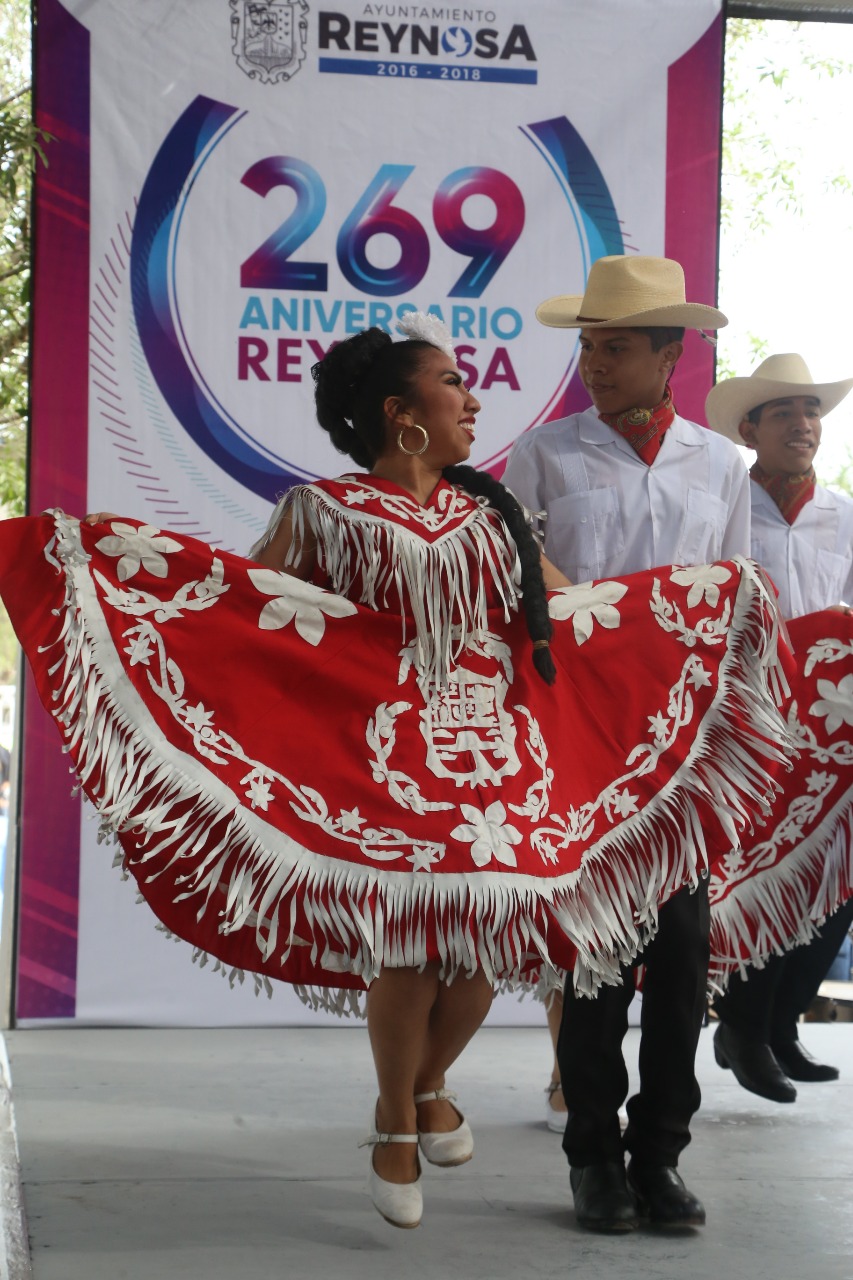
[719,17,853,383]
[0,0,46,520]
[0,1,45,685]
[722,18,853,240]
[719,18,853,501]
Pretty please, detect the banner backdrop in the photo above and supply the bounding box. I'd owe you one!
[24,0,723,1024]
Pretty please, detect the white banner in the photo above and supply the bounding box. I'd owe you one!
[26,0,722,1025]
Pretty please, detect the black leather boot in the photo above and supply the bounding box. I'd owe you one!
[569,1161,638,1233]
[772,1037,839,1082]
[627,1161,706,1228]
[713,1022,797,1103]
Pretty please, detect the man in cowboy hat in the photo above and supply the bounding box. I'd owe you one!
[504,254,746,1233]
[706,352,853,1104]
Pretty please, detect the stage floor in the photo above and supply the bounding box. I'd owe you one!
[2,1022,853,1279]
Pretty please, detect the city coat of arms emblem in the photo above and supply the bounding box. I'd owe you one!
[230,1,309,83]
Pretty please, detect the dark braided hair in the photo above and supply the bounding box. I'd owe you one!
[312,330,557,685]
[444,464,556,686]
[312,328,437,468]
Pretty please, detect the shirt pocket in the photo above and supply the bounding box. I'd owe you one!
[546,487,624,583]
[814,547,849,607]
[676,489,728,566]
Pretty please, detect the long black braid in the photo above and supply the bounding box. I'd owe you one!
[444,464,556,686]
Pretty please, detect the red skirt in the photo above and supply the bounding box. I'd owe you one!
[710,609,853,986]
[0,512,794,1005]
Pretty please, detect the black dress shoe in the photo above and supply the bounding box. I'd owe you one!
[772,1038,840,1082]
[713,1023,797,1103]
[627,1161,706,1228]
[570,1161,638,1233]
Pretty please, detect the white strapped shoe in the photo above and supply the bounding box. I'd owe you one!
[359,1116,422,1229]
[414,1089,474,1166]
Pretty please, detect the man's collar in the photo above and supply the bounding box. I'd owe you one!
[752,475,831,509]
[578,408,703,449]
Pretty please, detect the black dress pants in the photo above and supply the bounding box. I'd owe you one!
[558,878,710,1168]
[712,896,853,1047]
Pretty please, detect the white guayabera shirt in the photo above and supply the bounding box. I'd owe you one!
[503,407,751,581]
[749,481,853,619]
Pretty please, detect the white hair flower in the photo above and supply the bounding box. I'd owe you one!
[396,310,456,359]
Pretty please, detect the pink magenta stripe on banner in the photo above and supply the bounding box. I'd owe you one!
[665,14,724,429]
[20,0,91,1019]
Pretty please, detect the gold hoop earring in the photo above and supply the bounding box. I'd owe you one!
[397,423,429,456]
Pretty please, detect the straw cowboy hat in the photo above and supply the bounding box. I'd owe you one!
[706,353,853,443]
[536,255,728,330]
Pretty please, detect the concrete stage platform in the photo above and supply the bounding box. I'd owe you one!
[2,1023,853,1279]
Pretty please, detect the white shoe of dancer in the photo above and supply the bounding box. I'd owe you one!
[360,1113,422,1229]
[415,1088,474,1166]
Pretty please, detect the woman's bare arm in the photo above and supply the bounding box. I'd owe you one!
[541,553,571,590]
[252,507,318,581]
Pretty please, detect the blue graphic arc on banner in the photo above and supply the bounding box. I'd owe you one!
[523,117,624,275]
[517,116,624,425]
[131,95,305,501]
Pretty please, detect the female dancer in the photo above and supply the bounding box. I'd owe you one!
[249,316,570,1225]
[0,315,793,1229]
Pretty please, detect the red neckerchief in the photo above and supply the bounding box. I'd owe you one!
[750,463,816,526]
[597,387,675,465]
